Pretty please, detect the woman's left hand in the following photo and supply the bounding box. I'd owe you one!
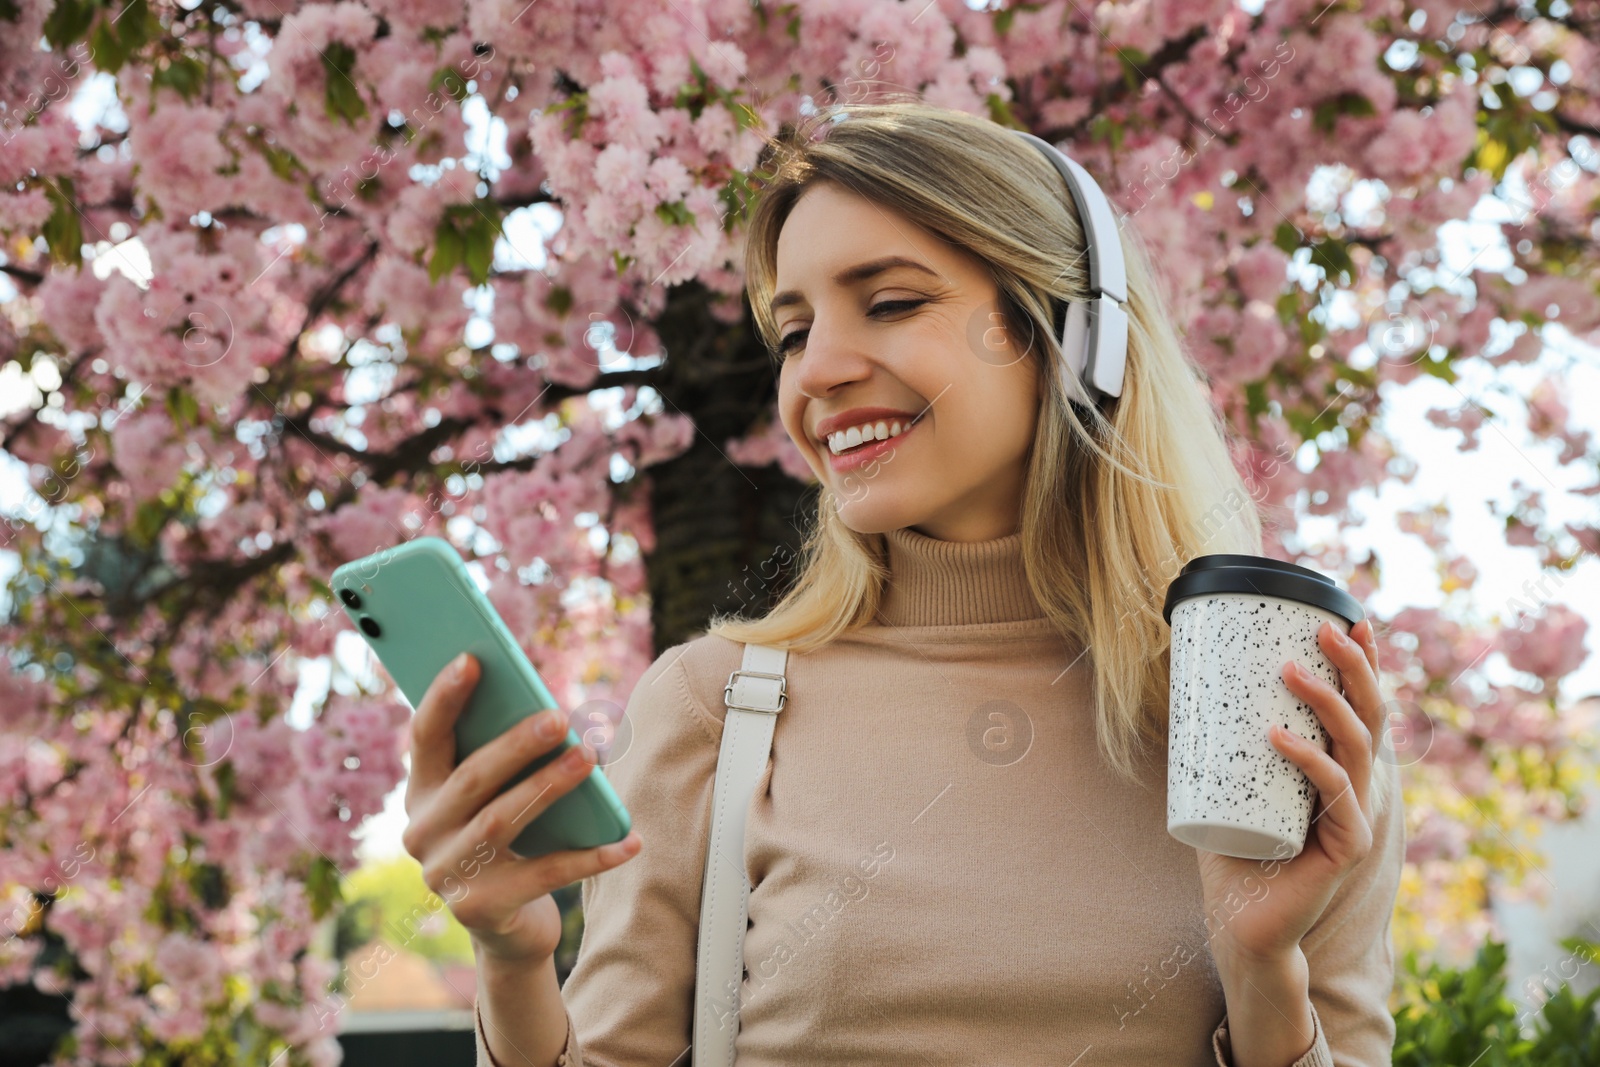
[1194,617,1384,967]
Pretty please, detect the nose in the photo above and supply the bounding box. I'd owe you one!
[791,313,874,401]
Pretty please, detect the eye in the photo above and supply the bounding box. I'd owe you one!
[776,299,927,358]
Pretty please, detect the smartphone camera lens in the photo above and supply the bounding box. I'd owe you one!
[339,588,362,610]
[359,616,382,638]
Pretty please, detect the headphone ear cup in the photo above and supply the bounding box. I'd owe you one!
[1060,298,1093,406]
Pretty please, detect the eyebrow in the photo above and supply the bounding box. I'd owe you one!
[769,255,940,316]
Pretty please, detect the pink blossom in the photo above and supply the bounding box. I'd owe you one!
[1223,301,1288,383]
[589,52,665,153]
[34,266,108,354]
[1232,243,1290,304]
[0,661,53,733]
[361,254,471,334]
[110,406,190,503]
[1425,403,1487,451]
[126,102,233,219]
[1500,604,1590,682]
[1478,698,1565,749]
[0,188,54,234]
[0,119,78,186]
[306,487,435,575]
[362,0,464,35]
[1372,110,1440,182]
[727,415,816,484]
[1407,809,1470,863]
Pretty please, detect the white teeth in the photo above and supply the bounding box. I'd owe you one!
[827,417,914,455]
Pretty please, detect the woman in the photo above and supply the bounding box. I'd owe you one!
[403,101,1403,1067]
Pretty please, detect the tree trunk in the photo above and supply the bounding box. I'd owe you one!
[641,281,812,657]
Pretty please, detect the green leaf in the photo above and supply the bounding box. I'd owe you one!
[1244,379,1268,420]
[165,384,200,429]
[428,223,463,283]
[429,64,471,103]
[1308,236,1355,286]
[40,178,84,269]
[1415,352,1458,384]
[1272,222,1301,255]
[717,170,759,232]
[1274,289,1300,325]
[612,249,634,277]
[463,219,495,285]
[1115,47,1149,93]
[425,200,504,286]
[654,199,695,226]
[189,861,228,910]
[131,498,167,543]
[674,55,713,119]
[88,16,128,73]
[1089,113,1124,153]
[992,1,1045,35]
[985,92,1020,131]
[1311,91,1376,136]
[322,41,368,126]
[249,134,303,182]
[0,0,22,22]
[152,53,206,101]
[118,0,154,52]
[214,760,236,820]
[306,855,344,920]
[43,0,95,48]
[544,286,573,316]
[543,93,588,138]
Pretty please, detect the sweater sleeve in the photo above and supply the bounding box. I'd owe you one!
[1209,758,1406,1067]
[472,639,716,1067]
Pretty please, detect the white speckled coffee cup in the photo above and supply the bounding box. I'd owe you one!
[1162,555,1365,861]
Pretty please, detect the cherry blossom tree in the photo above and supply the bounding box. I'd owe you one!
[1,0,1598,1062]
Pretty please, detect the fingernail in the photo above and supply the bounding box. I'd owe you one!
[605,833,640,860]
[451,652,469,677]
[537,708,566,740]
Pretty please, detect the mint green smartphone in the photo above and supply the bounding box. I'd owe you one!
[330,536,630,859]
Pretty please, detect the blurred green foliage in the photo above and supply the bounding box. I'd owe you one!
[1392,933,1600,1066]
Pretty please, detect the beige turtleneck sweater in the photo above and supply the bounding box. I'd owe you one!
[475,525,1405,1066]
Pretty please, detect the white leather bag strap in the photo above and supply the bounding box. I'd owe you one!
[693,641,788,1067]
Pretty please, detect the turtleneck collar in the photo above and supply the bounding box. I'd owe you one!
[872,525,1048,628]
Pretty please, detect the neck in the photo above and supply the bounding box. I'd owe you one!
[872,525,1047,628]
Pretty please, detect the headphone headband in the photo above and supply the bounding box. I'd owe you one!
[1010,130,1128,406]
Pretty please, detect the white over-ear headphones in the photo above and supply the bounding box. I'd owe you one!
[1011,131,1128,407]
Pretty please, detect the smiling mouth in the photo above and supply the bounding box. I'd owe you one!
[822,413,924,457]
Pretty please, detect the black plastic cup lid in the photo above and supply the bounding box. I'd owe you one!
[1162,553,1364,627]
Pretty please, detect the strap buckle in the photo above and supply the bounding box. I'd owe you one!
[723,669,787,714]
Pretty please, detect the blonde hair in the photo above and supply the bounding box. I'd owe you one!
[708,100,1391,814]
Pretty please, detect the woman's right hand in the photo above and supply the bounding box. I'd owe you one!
[400,652,643,964]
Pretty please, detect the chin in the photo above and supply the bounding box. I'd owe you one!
[827,494,924,536]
